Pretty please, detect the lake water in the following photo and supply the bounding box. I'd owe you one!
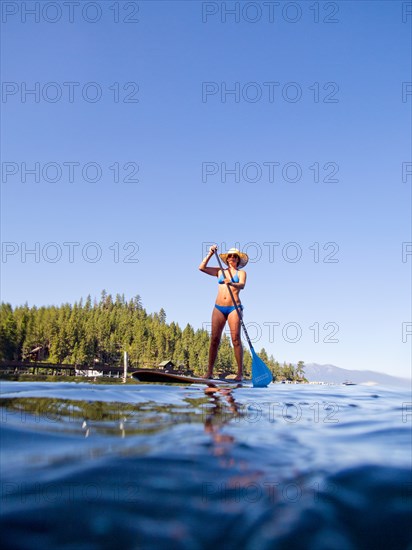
[1,380,411,549]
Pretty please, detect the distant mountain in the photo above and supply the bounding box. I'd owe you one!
[303,363,411,388]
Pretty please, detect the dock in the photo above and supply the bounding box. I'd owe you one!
[0,360,125,378]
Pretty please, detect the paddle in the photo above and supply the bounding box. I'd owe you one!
[214,250,273,388]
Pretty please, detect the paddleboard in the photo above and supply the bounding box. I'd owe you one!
[132,370,250,387]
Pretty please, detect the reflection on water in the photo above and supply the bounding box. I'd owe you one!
[0,381,411,549]
[0,395,210,437]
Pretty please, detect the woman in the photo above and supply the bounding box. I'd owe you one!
[199,245,249,381]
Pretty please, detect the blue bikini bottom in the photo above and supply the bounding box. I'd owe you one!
[214,304,243,317]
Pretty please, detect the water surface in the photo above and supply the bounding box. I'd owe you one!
[1,381,411,549]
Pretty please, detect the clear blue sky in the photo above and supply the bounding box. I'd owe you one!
[1,1,411,378]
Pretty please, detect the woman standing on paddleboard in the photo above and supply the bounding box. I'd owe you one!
[199,245,249,381]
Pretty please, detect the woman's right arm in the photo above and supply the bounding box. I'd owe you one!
[199,245,220,276]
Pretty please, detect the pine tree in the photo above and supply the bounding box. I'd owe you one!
[0,303,18,360]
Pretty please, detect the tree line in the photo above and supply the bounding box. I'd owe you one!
[0,291,306,381]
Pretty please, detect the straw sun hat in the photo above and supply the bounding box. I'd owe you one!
[219,248,249,268]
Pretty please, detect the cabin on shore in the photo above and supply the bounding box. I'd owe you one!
[158,360,175,372]
[24,346,47,361]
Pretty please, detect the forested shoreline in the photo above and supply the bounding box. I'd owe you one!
[0,291,306,381]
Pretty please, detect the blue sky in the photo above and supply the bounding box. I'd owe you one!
[1,1,411,378]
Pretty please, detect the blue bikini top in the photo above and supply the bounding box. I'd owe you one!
[218,269,239,284]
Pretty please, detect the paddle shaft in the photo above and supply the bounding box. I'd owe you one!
[214,250,254,351]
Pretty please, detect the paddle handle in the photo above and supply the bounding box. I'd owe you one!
[214,250,254,351]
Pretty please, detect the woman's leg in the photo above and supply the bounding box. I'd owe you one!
[227,310,243,380]
[206,307,226,377]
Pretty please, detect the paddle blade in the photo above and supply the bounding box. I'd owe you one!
[251,348,273,388]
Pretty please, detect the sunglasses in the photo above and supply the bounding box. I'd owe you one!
[227,254,239,259]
